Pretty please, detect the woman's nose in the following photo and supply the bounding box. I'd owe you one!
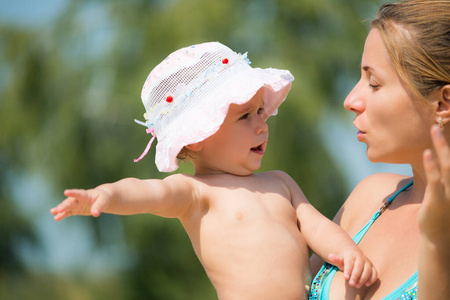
[344,81,365,114]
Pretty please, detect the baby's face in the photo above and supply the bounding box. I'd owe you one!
[193,90,269,176]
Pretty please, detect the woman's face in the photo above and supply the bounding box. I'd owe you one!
[344,28,436,164]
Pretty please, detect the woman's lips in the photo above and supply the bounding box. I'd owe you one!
[357,130,366,141]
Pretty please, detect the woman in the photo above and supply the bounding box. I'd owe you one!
[309,0,450,299]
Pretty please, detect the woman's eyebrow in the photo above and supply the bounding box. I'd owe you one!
[362,65,372,72]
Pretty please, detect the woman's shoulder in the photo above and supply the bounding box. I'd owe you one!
[353,173,411,193]
[347,173,412,207]
[336,173,412,231]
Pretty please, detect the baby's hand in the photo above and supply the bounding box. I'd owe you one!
[50,189,110,221]
[328,251,378,288]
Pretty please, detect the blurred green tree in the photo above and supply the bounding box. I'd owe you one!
[0,0,387,298]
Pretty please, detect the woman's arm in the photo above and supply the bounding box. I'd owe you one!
[50,173,198,220]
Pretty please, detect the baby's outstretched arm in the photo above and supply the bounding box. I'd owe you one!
[275,171,378,288]
[51,174,197,221]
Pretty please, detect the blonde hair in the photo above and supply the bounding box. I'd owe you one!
[371,0,450,100]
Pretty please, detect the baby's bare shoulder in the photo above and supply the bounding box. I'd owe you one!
[257,170,292,182]
[258,170,301,190]
[161,173,201,192]
[255,171,305,200]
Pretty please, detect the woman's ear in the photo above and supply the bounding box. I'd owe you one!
[185,142,203,152]
[436,84,450,124]
[443,84,450,102]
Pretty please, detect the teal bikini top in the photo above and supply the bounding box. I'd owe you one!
[309,181,417,300]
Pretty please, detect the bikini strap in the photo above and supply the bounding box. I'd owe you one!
[352,180,414,245]
[372,180,413,221]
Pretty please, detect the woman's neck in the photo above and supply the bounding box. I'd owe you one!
[409,163,427,203]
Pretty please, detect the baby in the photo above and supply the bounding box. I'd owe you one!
[51,42,377,300]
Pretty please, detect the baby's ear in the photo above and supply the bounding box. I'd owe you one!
[185,142,203,152]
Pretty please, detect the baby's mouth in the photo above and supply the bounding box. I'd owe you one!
[251,144,264,154]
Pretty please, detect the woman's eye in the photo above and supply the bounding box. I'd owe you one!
[368,80,380,89]
[239,113,249,120]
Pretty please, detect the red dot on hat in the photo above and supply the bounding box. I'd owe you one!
[222,58,229,64]
[166,96,173,103]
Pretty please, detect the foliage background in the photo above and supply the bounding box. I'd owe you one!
[0,0,409,299]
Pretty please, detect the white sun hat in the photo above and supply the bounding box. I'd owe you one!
[134,41,294,172]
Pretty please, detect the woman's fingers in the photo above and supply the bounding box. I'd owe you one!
[423,149,444,202]
[430,125,450,194]
[421,126,450,246]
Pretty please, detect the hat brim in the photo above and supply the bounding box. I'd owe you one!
[155,67,294,172]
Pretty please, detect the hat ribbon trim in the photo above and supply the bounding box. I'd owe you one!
[134,128,156,162]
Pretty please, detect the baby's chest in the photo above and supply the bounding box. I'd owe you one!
[208,190,295,221]
[197,191,307,269]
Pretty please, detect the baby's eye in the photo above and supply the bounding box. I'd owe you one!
[257,107,264,115]
[239,113,249,120]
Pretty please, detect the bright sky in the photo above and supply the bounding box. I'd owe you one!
[0,0,68,27]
